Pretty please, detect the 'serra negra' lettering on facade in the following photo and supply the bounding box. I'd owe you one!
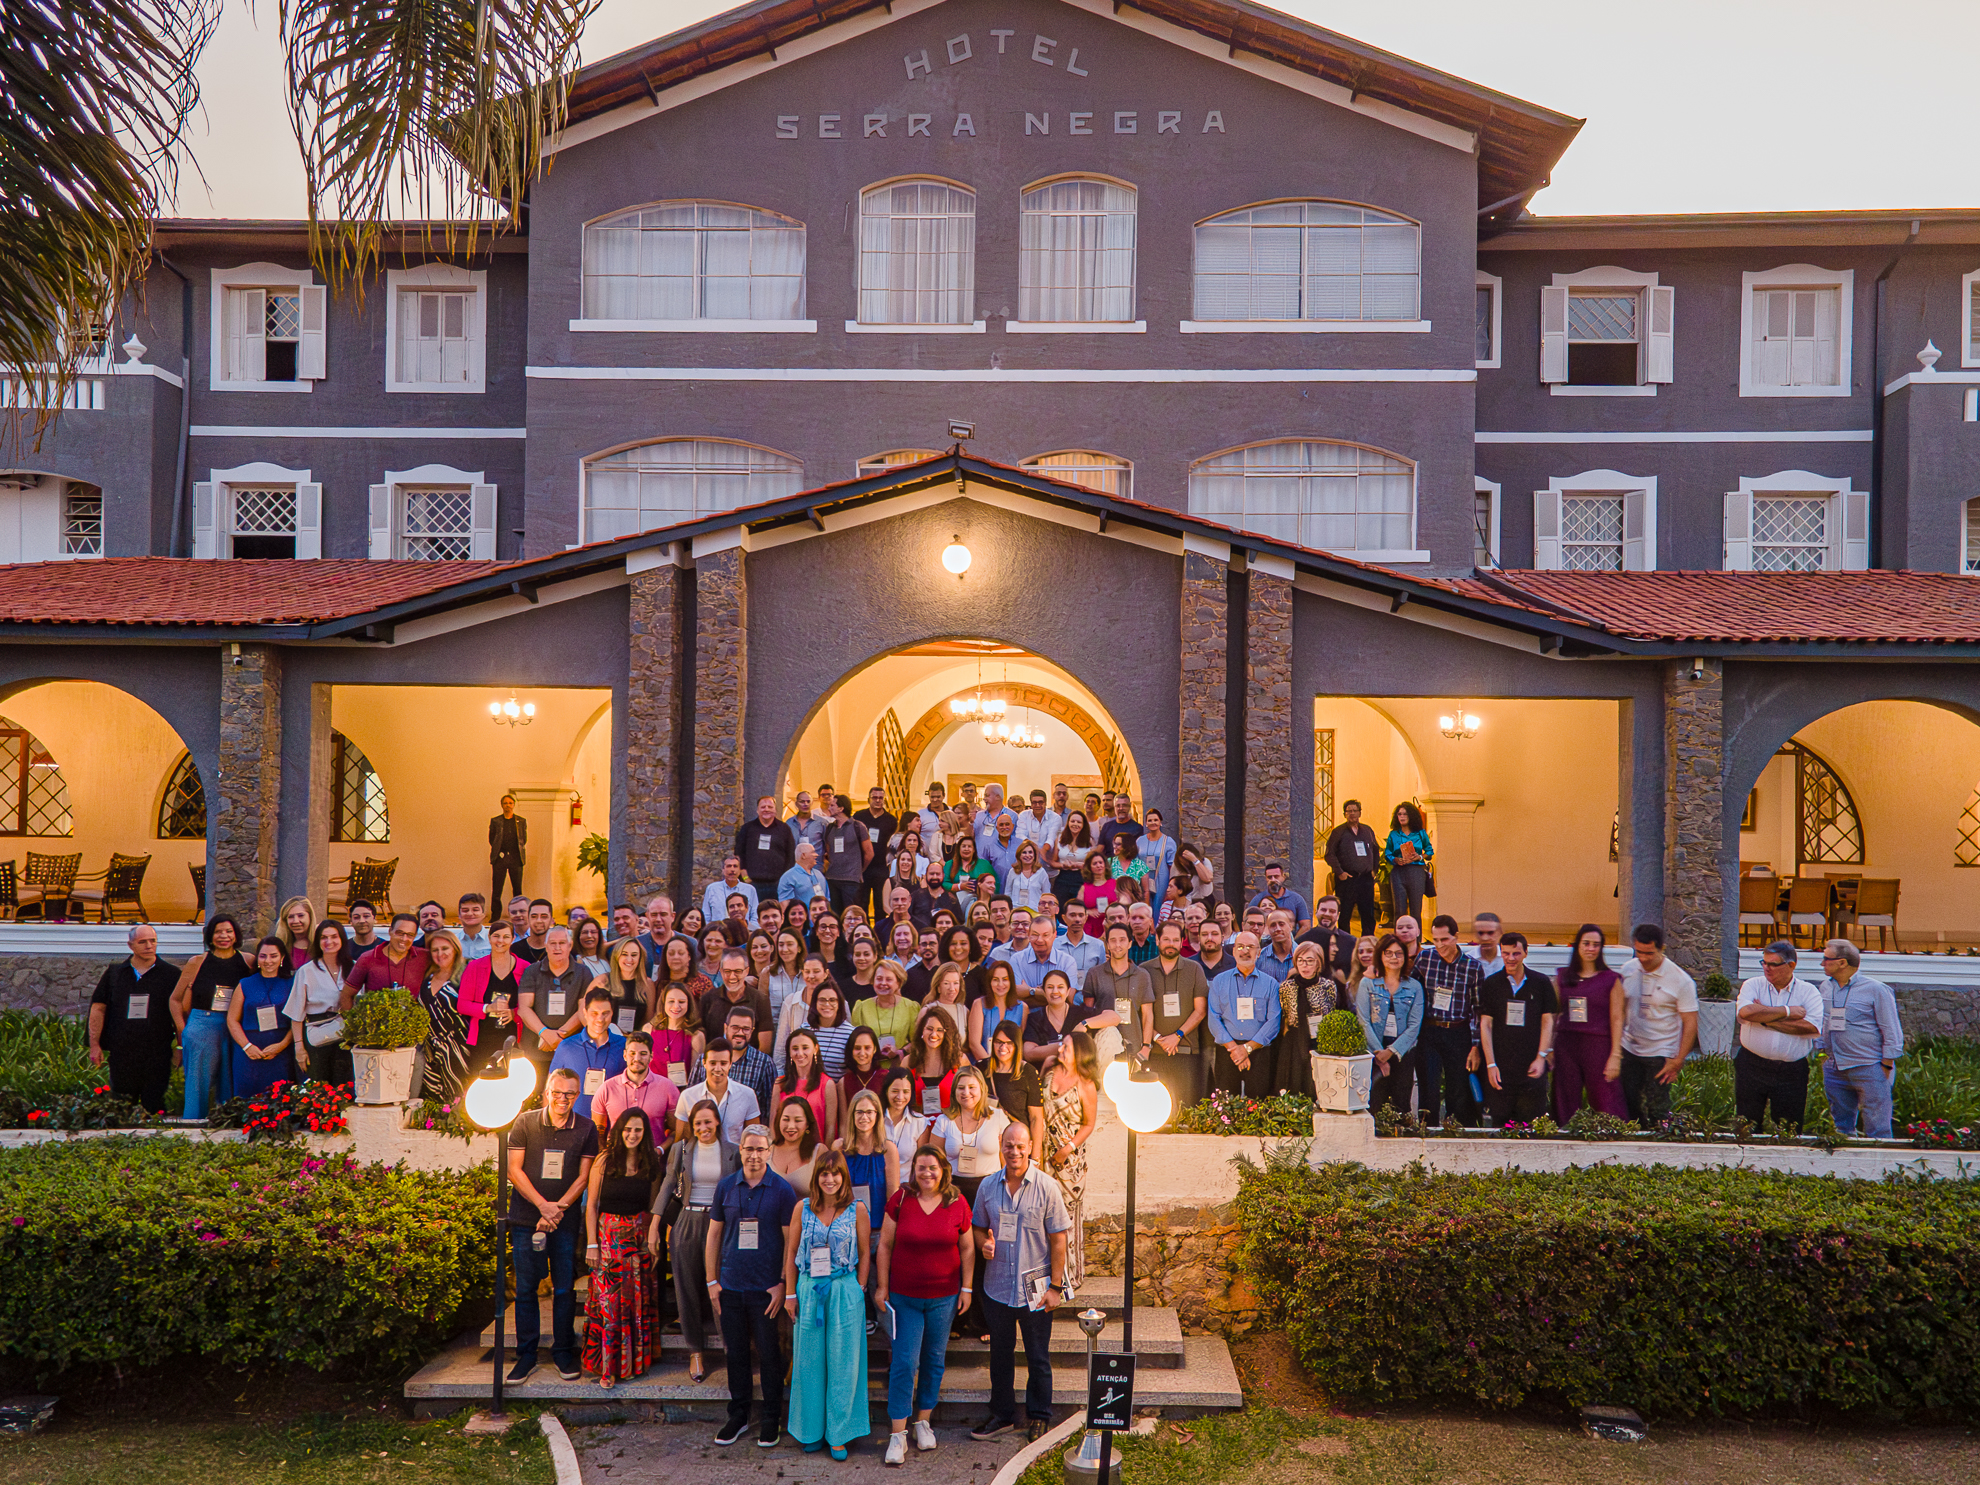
[774,110,1224,138]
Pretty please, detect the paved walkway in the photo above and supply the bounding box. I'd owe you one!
[569,1418,1034,1482]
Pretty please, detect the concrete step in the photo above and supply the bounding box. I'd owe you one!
[570,1270,1126,1311]
[482,1292,1183,1366]
[406,1335,1241,1419]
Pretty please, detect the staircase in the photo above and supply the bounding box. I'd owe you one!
[405,1271,1241,1420]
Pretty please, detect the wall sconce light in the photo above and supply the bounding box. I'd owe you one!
[489,693,536,728]
[1438,704,1481,741]
[942,537,972,577]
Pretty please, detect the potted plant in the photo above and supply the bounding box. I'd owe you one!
[1309,1009,1374,1114]
[343,987,429,1106]
[1696,970,1738,1057]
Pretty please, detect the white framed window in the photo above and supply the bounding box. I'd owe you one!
[193,462,321,559]
[0,473,103,561]
[854,179,979,330]
[1540,266,1672,395]
[1014,177,1138,327]
[1964,269,1980,368]
[1475,271,1502,368]
[1187,439,1420,560]
[1472,477,1500,567]
[1740,265,1852,397]
[1964,497,1980,574]
[578,201,808,329]
[1722,471,1867,571]
[1021,450,1133,499]
[583,438,803,543]
[1187,200,1423,330]
[385,265,487,392]
[856,449,943,477]
[368,465,496,560]
[209,264,325,391]
[1532,471,1656,571]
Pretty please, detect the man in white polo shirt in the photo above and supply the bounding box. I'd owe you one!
[1733,939,1824,1131]
[1617,922,1698,1127]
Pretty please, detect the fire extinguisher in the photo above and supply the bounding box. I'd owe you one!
[570,793,583,828]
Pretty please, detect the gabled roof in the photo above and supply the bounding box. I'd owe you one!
[1482,208,1980,251]
[559,0,1581,223]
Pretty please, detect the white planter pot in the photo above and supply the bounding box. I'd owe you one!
[1696,1000,1736,1057]
[351,1046,417,1106]
[1311,1052,1374,1113]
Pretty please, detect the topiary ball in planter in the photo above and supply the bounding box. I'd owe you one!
[1312,1009,1367,1057]
[1700,971,1736,1002]
[344,988,429,1107]
[1310,1010,1373,1114]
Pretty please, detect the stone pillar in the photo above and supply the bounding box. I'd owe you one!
[692,541,748,893]
[1663,659,1727,975]
[213,644,283,931]
[1242,555,1295,902]
[1422,793,1485,922]
[624,558,683,902]
[1177,540,1229,880]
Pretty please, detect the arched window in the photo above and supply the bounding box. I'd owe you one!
[1188,440,1415,554]
[1957,780,1979,868]
[0,717,71,837]
[584,439,803,542]
[157,753,206,839]
[856,449,943,477]
[1018,178,1136,323]
[1021,450,1132,499]
[332,731,390,844]
[581,202,806,322]
[857,180,976,326]
[1193,201,1419,323]
[1782,741,1862,865]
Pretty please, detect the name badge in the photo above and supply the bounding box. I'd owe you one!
[128,994,150,1021]
[1569,996,1589,1024]
[1236,996,1255,1021]
[1829,1008,1847,1031]
[668,1061,687,1084]
[210,987,231,1014]
[1384,1012,1398,1039]
[739,1218,760,1251]
[1162,992,1182,1019]
[541,1149,565,1181]
[546,992,567,1018]
[1505,1001,1527,1028]
[956,1145,976,1175]
[1432,990,1454,1015]
[759,834,772,850]
[921,1086,941,1117]
[879,1036,897,1054]
[1307,1014,1322,1038]
[255,1004,278,1032]
[810,1246,833,1278]
[832,838,844,852]
[583,1069,606,1096]
[617,1007,635,1033]
[996,1210,1018,1244]
[1353,841,1369,858]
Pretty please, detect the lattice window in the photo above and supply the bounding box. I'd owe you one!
[62,491,103,556]
[400,487,475,560]
[1102,732,1132,800]
[232,486,297,536]
[1312,727,1335,862]
[1957,782,1980,868]
[332,731,390,843]
[876,708,909,817]
[157,752,206,839]
[0,719,72,837]
[1752,496,1829,572]
[1610,809,1620,863]
[1789,743,1862,865]
[1560,493,1625,571]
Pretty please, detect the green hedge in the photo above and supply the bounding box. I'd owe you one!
[1234,1154,1980,1417]
[0,1137,495,1375]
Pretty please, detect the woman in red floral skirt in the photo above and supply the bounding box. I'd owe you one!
[583,1108,664,1387]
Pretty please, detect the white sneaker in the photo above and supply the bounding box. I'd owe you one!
[913,1420,938,1452]
[884,1432,907,1466]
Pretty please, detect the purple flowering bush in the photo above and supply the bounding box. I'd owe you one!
[0,1136,495,1374]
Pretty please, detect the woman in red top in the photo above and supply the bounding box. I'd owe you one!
[908,1007,964,1121]
[875,1146,975,1464]
[839,1026,887,1107]
[1552,922,1628,1122]
[1078,851,1120,935]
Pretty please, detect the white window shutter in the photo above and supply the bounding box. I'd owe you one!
[19,481,61,561]
[1539,286,1569,384]
[368,483,394,559]
[1532,489,1562,569]
[294,482,323,559]
[1621,488,1651,571]
[1645,286,1675,383]
[240,288,267,382]
[1722,492,1753,571]
[470,483,498,558]
[298,285,328,380]
[1840,489,1870,570]
[193,482,219,558]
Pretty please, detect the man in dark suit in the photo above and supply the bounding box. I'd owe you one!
[490,793,527,906]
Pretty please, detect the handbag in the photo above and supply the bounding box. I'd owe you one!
[305,1011,345,1046]
[1423,869,1439,899]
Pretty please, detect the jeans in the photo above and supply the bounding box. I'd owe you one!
[1824,1060,1895,1139]
[1734,1049,1811,1131]
[511,1219,580,1369]
[181,1008,232,1118]
[1415,1022,1478,1124]
[982,1292,1055,1422]
[719,1286,784,1428]
[1620,1050,1675,1127]
[887,1293,957,1420]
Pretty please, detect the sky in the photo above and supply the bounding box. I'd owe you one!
[170,0,1980,220]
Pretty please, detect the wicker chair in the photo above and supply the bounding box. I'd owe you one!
[1849,879,1901,951]
[189,863,206,924]
[70,853,152,923]
[0,860,17,920]
[1736,874,1783,948]
[329,857,398,916]
[16,851,82,921]
[1784,877,1834,949]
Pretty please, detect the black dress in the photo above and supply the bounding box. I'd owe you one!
[1272,973,1351,1099]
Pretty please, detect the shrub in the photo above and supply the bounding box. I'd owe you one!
[1310,1009,1366,1057]
[0,1137,495,1375]
[405,1097,480,1143]
[342,988,429,1050]
[208,1081,352,1140]
[0,1084,157,1131]
[1234,1159,1980,1417]
[1166,1090,1315,1137]
[1699,971,1736,1001]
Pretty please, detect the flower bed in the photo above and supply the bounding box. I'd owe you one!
[208,1081,354,1140]
[1166,1090,1317,1137]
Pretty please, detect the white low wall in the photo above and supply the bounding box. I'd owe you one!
[0,1104,493,1172]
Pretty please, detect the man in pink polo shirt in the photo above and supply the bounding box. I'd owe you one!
[591,1030,680,1144]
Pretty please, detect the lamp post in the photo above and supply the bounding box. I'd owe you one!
[1100,1056,1173,1353]
[465,1054,539,1416]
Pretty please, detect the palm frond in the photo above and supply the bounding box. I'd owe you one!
[277,0,601,292]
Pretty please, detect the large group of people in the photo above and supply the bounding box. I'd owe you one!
[74,780,1910,1455]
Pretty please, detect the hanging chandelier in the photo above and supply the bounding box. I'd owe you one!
[489,693,536,728]
[1438,702,1481,741]
[984,710,1045,749]
[949,659,1005,720]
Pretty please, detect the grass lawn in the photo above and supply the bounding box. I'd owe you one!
[0,1369,552,1485]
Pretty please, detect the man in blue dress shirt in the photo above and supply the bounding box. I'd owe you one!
[1816,938,1904,1139]
[1207,931,1282,1097]
[547,990,628,1121]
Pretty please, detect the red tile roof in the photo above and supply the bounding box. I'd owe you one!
[0,558,510,627]
[1445,569,1980,644]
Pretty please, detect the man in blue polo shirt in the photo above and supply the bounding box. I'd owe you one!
[707,1124,798,1448]
[1008,914,1074,996]
[1208,931,1281,1097]
[777,840,831,905]
[548,990,627,1121]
